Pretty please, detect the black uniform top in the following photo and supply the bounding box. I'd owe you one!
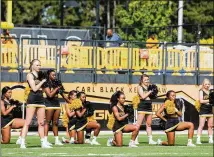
[114,105,128,125]
[27,73,41,90]
[200,90,210,105]
[1,100,13,119]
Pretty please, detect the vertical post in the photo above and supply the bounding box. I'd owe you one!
[60,0,64,26]
[178,0,183,43]
[7,0,12,23]
[96,0,100,40]
[107,0,110,28]
[163,42,167,85]
[196,25,201,85]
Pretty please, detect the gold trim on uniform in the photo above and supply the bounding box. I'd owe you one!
[199,114,213,117]
[115,125,127,133]
[165,122,185,133]
[69,125,75,131]
[76,122,88,132]
[27,104,46,108]
[138,111,154,115]
[3,119,15,129]
[45,107,61,110]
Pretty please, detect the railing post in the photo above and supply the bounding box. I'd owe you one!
[196,42,200,85]
[20,38,24,82]
[163,42,167,85]
[127,41,131,84]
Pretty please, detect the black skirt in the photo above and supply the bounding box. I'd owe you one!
[74,117,88,131]
[27,91,45,107]
[165,118,180,132]
[199,104,212,115]
[112,119,128,133]
[68,117,77,131]
[1,116,14,129]
[45,97,60,109]
[138,100,152,112]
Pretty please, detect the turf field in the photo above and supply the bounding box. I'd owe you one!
[1,134,213,157]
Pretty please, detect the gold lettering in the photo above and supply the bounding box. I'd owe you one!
[104,110,110,120]
[95,110,104,120]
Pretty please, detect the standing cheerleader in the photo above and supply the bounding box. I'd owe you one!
[62,90,77,143]
[20,59,51,149]
[107,91,138,147]
[43,69,63,146]
[1,86,25,144]
[76,92,101,145]
[135,74,157,144]
[196,78,213,144]
[156,90,196,146]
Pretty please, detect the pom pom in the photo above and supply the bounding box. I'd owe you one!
[107,113,115,130]
[195,100,201,112]
[209,89,214,105]
[165,100,176,114]
[24,86,31,102]
[61,113,69,128]
[148,84,158,99]
[70,99,83,110]
[132,95,140,109]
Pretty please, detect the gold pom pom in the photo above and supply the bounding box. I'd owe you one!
[24,86,31,102]
[165,100,176,114]
[107,113,115,130]
[61,113,69,128]
[87,115,97,122]
[132,95,140,109]
[195,100,201,112]
[70,99,83,110]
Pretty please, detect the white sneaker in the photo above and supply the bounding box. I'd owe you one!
[149,139,157,145]
[16,138,22,145]
[85,139,91,144]
[62,137,69,143]
[209,139,213,144]
[90,140,101,145]
[157,139,162,145]
[107,137,113,147]
[70,140,75,144]
[41,142,53,148]
[55,140,64,146]
[196,140,202,144]
[20,143,26,149]
[129,141,138,148]
[46,140,53,146]
[187,143,196,147]
[134,140,139,145]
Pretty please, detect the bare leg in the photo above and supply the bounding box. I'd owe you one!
[44,109,54,136]
[114,131,123,147]
[1,126,11,144]
[52,109,61,136]
[123,124,139,141]
[36,107,46,139]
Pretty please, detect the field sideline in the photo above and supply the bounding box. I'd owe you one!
[1,131,213,157]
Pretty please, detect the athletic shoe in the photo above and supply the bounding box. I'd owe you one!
[149,139,157,145]
[107,137,113,147]
[196,140,202,144]
[41,142,53,148]
[16,138,21,145]
[187,143,196,147]
[90,140,101,145]
[55,140,64,146]
[157,139,162,145]
[46,140,53,146]
[85,139,91,144]
[129,141,138,148]
[209,139,213,144]
[134,139,139,145]
[70,140,75,144]
[20,143,26,149]
[62,137,69,143]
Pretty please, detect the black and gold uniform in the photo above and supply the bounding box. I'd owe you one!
[164,100,184,133]
[74,106,88,132]
[43,80,60,110]
[26,73,46,108]
[1,100,14,129]
[112,105,128,133]
[199,90,213,117]
[138,86,153,114]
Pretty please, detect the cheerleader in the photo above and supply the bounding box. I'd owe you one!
[62,90,77,143]
[156,90,195,146]
[76,92,101,145]
[1,86,25,144]
[43,69,63,146]
[20,59,51,149]
[107,91,138,147]
[135,74,157,144]
[196,78,213,144]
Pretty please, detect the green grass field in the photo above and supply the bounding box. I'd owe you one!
[1,134,213,157]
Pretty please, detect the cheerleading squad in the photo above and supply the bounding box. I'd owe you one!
[1,59,213,148]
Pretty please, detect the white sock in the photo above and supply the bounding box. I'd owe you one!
[55,136,59,141]
[197,135,200,140]
[70,137,74,141]
[130,140,134,143]
[18,136,21,140]
[148,135,153,141]
[188,139,192,143]
[21,137,25,144]
[44,136,48,141]
[41,138,45,143]
[93,136,97,141]
[209,135,213,140]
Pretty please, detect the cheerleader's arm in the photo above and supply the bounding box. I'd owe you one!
[44,87,60,98]
[1,100,16,116]
[27,73,46,92]
[199,90,209,104]
[137,86,152,100]
[112,106,128,121]
[75,108,86,118]
[156,104,167,122]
